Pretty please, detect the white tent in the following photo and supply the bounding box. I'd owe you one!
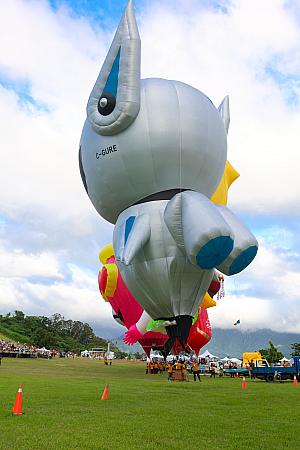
[230,358,242,365]
[150,351,164,360]
[279,357,290,362]
[199,350,218,359]
[37,347,51,352]
[221,357,230,362]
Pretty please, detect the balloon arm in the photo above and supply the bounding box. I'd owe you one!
[215,205,258,275]
[123,310,152,345]
[121,214,151,265]
[164,191,234,268]
[123,325,143,345]
[136,310,152,334]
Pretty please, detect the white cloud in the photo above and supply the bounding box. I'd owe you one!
[0,262,120,337]
[210,239,300,332]
[0,247,62,279]
[140,0,300,214]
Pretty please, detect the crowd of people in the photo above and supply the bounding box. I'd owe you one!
[0,339,76,359]
[144,354,248,381]
[145,357,204,382]
[0,340,37,354]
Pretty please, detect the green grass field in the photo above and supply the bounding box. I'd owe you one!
[0,358,299,450]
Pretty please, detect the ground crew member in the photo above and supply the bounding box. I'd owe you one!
[167,361,174,381]
[149,361,154,374]
[181,361,188,381]
[192,360,201,382]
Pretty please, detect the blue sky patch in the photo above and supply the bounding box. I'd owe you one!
[0,76,49,112]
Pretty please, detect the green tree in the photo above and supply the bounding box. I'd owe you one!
[259,340,284,364]
[14,311,25,321]
[291,343,300,356]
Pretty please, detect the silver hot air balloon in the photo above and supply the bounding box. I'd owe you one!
[79,1,258,350]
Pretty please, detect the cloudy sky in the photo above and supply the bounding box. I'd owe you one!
[0,0,300,339]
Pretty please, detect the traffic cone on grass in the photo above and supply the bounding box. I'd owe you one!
[242,377,247,390]
[13,385,23,415]
[101,384,109,400]
[293,376,298,387]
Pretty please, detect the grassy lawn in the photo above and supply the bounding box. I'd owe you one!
[0,358,299,450]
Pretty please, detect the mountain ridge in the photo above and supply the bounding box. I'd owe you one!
[114,328,300,357]
[202,328,300,358]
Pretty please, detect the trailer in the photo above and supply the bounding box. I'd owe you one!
[251,356,300,382]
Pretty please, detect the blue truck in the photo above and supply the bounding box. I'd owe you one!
[251,356,300,382]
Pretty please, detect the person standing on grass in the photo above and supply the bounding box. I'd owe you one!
[210,363,216,378]
[192,359,201,382]
[150,360,154,374]
[181,360,188,381]
[167,361,174,381]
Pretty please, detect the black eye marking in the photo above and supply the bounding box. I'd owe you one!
[98,92,116,116]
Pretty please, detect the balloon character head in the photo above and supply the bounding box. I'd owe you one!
[79,0,229,225]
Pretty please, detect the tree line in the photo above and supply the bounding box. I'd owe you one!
[259,340,300,364]
[0,311,125,355]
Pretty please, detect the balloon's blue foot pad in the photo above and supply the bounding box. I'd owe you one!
[196,236,233,269]
[229,245,258,275]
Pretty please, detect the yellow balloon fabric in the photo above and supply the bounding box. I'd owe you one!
[200,292,216,309]
[210,161,239,206]
[99,243,114,264]
[103,263,118,299]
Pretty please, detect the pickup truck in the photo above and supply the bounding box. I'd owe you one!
[251,356,300,382]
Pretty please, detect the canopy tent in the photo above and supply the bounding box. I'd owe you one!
[229,357,242,365]
[220,356,230,362]
[279,357,290,362]
[199,350,218,359]
[37,347,51,352]
[150,351,164,360]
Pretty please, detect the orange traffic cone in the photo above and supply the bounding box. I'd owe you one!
[13,385,23,415]
[235,373,239,378]
[242,377,247,390]
[101,384,109,400]
[293,376,298,387]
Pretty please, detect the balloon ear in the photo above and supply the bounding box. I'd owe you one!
[218,96,230,134]
[87,0,140,136]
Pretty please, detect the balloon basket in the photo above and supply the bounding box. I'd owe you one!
[171,372,189,382]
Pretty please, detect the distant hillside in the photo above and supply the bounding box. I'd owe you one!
[0,311,121,354]
[114,328,300,358]
[203,328,300,358]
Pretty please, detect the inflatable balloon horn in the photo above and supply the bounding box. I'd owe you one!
[79,0,258,348]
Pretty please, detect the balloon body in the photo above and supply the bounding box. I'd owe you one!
[99,244,214,357]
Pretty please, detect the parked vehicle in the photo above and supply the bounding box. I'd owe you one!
[251,356,300,382]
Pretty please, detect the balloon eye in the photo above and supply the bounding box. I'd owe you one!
[99,98,108,108]
[98,92,116,116]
